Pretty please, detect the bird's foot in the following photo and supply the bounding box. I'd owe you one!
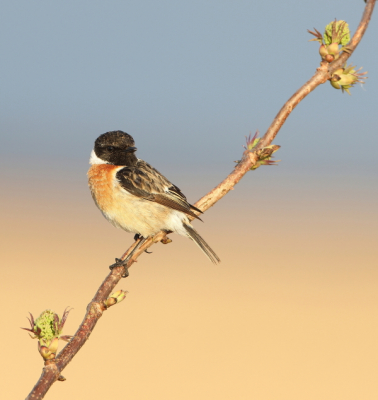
[109,258,129,278]
[161,237,172,245]
[110,235,149,277]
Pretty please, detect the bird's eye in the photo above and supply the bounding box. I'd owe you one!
[107,146,115,152]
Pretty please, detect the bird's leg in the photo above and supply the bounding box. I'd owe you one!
[134,233,153,254]
[109,235,148,277]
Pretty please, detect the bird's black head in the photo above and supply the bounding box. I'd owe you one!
[91,131,138,165]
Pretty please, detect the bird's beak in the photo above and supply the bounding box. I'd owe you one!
[125,146,137,153]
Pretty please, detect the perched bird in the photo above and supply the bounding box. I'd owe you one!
[88,131,220,275]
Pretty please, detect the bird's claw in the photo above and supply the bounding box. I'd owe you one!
[161,237,172,245]
[109,258,129,278]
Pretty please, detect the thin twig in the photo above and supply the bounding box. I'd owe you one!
[26,1,376,398]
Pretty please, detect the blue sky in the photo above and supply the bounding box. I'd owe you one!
[1,0,377,191]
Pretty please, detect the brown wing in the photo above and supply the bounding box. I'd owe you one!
[116,160,202,220]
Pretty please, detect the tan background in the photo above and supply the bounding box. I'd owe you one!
[2,170,377,399]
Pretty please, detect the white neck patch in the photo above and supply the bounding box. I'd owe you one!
[89,149,108,165]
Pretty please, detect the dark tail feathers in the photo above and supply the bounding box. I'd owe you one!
[183,224,220,264]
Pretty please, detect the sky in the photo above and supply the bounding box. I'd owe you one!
[1,0,377,177]
[1,1,377,399]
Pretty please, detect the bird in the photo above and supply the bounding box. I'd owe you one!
[88,130,220,276]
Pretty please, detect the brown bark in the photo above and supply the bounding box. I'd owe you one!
[26,1,376,398]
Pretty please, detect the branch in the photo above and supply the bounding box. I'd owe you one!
[258,0,376,150]
[26,1,376,398]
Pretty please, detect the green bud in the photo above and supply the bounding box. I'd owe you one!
[22,308,72,361]
[318,43,339,63]
[244,132,261,151]
[329,64,367,94]
[250,145,281,170]
[242,132,281,170]
[34,310,58,341]
[47,337,60,354]
[327,42,339,56]
[309,22,349,61]
[319,44,328,58]
[104,297,117,307]
[324,20,350,46]
[333,68,344,77]
[38,337,60,360]
[104,290,128,308]
[38,343,53,360]
[338,74,356,87]
[330,80,341,90]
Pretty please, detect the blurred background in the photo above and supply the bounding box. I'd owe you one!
[1,1,377,399]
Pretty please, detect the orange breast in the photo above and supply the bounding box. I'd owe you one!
[87,164,120,213]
